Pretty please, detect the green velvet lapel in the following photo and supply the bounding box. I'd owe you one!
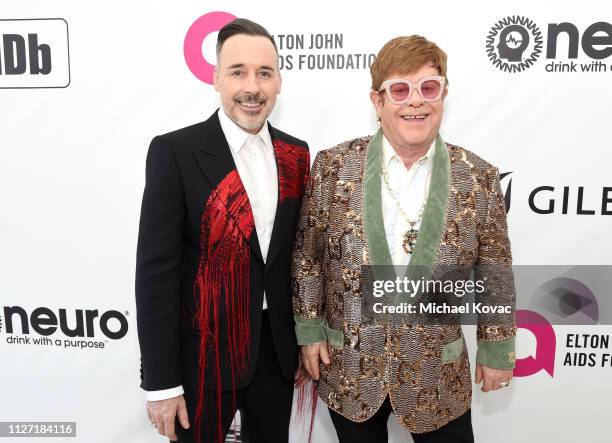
[363,129,393,272]
[404,134,450,274]
[362,130,450,299]
[399,134,450,303]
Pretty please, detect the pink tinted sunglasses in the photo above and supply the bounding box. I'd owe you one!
[378,76,446,104]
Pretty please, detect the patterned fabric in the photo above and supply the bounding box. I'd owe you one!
[291,130,516,433]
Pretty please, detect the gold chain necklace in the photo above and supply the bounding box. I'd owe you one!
[381,164,426,254]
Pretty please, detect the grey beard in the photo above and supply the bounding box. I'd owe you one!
[232,113,266,132]
[224,101,269,132]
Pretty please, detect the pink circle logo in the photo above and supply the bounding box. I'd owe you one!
[184,11,237,85]
[514,309,556,378]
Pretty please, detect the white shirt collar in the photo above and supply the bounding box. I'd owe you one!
[217,107,273,154]
[382,134,435,170]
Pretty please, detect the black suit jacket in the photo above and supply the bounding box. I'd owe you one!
[135,110,309,395]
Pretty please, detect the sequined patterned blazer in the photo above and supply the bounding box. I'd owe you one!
[291,130,516,433]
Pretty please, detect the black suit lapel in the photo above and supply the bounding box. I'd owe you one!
[266,138,288,270]
[192,110,264,264]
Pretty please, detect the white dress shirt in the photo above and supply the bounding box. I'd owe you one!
[218,107,279,286]
[381,135,434,267]
[146,109,279,401]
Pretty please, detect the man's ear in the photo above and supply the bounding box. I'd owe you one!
[277,71,282,94]
[370,90,383,118]
[213,68,220,91]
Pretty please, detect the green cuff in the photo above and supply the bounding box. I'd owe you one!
[476,337,516,369]
[323,324,344,348]
[294,315,326,345]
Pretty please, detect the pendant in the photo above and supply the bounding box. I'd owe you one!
[403,228,419,254]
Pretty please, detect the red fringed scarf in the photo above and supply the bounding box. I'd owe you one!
[296,381,318,443]
[193,140,310,443]
[194,169,254,443]
[273,139,310,202]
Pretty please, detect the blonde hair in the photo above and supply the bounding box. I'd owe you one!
[370,35,448,90]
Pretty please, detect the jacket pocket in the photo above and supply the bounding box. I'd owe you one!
[441,335,465,363]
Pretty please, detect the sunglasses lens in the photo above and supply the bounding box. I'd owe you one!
[421,80,441,100]
[388,82,411,102]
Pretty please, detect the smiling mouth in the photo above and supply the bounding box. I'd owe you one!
[401,114,428,121]
[237,101,264,113]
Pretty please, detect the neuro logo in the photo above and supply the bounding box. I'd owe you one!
[500,171,512,213]
[1,305,128,340]
[184,11,236,85]
[486,16,543,72]
[514,309,556,377]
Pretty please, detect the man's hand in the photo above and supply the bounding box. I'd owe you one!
[294,355,311,388]
[300,340,330,381]
[146,395,190,441]
[475,363,513,392]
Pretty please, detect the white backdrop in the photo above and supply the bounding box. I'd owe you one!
[1,1,611,442]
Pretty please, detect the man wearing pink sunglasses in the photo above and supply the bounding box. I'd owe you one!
[292,36,516,442]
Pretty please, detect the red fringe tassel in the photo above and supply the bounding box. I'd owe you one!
[193,170,255,443]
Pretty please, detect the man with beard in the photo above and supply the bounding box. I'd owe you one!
[136,18,309,443]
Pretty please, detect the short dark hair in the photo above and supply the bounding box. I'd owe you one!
[216,18,277,57]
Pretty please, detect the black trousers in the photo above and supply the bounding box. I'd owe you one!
[328,397,474,443]
[174,310,294,443]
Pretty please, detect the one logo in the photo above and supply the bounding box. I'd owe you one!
[500,171,512,213]
[514,309,556,377]
[0,18,70,88]
[486,15,543,72]
[184,11,236,85]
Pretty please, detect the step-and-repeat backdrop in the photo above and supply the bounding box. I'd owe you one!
[1,1,611,442]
